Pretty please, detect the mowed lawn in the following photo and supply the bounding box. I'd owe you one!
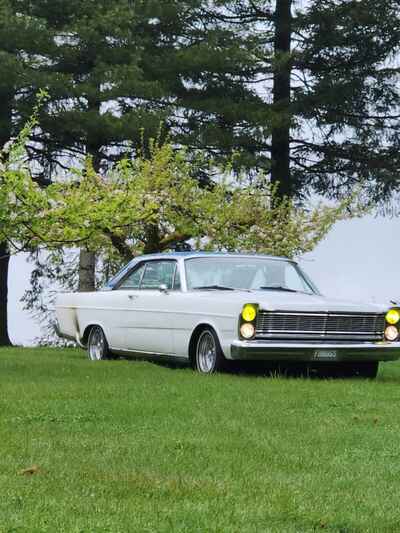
[1,349,400,532]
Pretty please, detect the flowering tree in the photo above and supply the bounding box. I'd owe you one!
[1,136,360,262]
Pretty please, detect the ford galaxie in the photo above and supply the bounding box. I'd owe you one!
[55,252,400,377]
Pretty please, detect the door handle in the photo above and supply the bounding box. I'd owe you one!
[127,294,138,300]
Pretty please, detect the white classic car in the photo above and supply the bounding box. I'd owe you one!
[56,252,400,377]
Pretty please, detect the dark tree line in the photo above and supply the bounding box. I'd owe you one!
[0,0,399,345]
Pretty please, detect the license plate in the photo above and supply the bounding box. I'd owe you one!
[314,349,337,360]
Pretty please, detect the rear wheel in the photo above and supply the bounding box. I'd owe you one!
[87,326,110,361]
[195,328,225,374]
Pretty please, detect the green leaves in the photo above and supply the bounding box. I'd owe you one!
[1,130,362,260]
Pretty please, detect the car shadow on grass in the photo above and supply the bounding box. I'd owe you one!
[119,355,378,380]
[231,361,387,380]
[226,361,339,379]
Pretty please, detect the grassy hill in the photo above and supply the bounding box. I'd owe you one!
[1,347,400,532]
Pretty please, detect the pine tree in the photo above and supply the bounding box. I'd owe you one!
[11,0,266,289]
[203,0,400,200]
[16,1,266,175]
[12,0,165,290]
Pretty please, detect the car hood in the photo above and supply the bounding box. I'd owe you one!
[194,290,389,314]
[254,291,387,314]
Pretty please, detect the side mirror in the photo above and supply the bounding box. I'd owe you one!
[159,284,168,293]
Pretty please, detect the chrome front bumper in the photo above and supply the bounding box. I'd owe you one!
[230,340,400,362]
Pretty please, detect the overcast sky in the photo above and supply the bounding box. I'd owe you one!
[8,213,400,346]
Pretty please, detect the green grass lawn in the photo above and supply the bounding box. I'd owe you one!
[1,348,400,532]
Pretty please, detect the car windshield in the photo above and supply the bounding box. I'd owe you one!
[185,257,317,294]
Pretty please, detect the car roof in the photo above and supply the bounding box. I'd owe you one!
[133,251,291,261]
[105,251,294,289]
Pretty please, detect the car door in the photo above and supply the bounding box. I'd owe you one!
[119,260,178,355]
[105,262,146,350]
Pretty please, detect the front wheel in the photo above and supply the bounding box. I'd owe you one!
[87,326,110,361]
[195,328,225,374]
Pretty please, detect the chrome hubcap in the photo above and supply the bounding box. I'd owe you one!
[197,331,216,373]
[89,328,105,361]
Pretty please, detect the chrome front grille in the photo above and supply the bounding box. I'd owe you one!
[256,311,385,341]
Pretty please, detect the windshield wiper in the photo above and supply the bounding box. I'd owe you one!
[258,285,298,292]
[193,285,252,292]
[193,285,235,291]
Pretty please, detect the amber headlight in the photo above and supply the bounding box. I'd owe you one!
[386,309,400,325]
[240,323,255,339]
[385,326,399,341]
[242,304,257,322]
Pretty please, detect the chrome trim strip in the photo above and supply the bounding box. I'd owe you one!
[233,340,400,349]
[110,346,187,358]
[55,305,235,318]
[230,339,400,361]
[263,312,384,317]
[256,329,383,336]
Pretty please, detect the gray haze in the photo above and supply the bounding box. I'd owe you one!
[8,215,399,345]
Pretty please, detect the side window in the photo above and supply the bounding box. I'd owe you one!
[140,261,176,290]
[118,263,146,289]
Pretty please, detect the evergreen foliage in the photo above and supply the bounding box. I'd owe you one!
[4,0,398,196]
[208,0,400,200]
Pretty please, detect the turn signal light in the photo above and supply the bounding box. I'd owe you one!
[242,304,257,322]
[386,309,400,325]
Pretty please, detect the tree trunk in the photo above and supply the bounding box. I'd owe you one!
[143,224,161,254]
[271,0,293,200]
[78,249,96,292]
[78,99,101,292]
[0,89,13,345]
[0,242,11,345]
